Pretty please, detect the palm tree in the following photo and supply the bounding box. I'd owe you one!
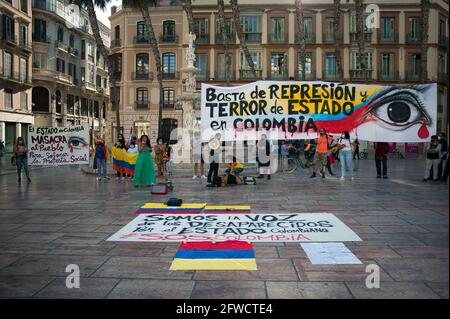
[73,0,120,139]
[333,0,343,82]
[218,0,231,85]
[230,0,257,79]
[123,0,164,136]
[420,0,430,82]
[295,0,306,81]
[355,0,366,82]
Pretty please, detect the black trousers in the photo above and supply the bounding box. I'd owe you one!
[375,157,387,177]
[207,162,219,183]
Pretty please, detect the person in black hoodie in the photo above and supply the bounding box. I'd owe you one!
[207,133,222,187]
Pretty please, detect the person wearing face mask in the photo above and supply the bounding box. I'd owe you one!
[338,132,354,181]
[154,137,168,179]
[424,135,441,182]
[13,137,31,183]
[311,128,332,178]
[127,140,139,178]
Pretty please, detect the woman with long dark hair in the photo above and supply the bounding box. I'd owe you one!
[338,131,354,181]
[133,135,157,187]
[13,137,31,183]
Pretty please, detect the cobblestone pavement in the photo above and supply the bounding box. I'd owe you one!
[0,159,448,299]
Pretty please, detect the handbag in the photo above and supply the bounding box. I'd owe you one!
[11,155,16,166]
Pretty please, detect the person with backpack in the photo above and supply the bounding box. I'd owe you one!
[311,128,333,178]
[338,132,354,181]
[424,135,441,182]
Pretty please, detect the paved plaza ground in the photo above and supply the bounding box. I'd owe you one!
[0,158,448,299]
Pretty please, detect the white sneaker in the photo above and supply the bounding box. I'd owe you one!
[340,176,345,181]
[192,175,198,180]
[97,177,102,181]
[201,175,207,179]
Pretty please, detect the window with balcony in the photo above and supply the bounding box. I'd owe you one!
[4,52,12,78]
[33,19,46,42]
[323,17,334,43]
[57,27,64,43]
[303,17,313,42]
[68,63,77,83]
[135,53,149,79]
[407,53,421,80]
[136,21,148,43]
[163,88,175,107]
[194,18,209,43]
[96,75,101,88]
[3,14,15,42]
[87,42,94,62]
[407,17,421,43]
[136,87,148,108]
[380,53,395,80]
[270,53,287,79]
[217,53,233,80]
[324,53,337,78]
[21,0,28,13]
[380,17,395,42]
[33,53,45,69]
[215,17,234,43]
[80,97,88,116]
[240,15,261,42]
[81,67,85,82]
[350,51,373,80]
[162,52,176,79]
[439,19,447,46]
[162,20,176,42]
[67,95,75,115]
[195,53,207,80]
[56,58,65,73]
[349,11,373,42]
[69,34,74,48]
[240,51,262,79]
[270,17,285,43]
[88,64,94,83]
[297,52,313,79]
[113,25,121,47]
[20,58,27,82]
[4,89,13,109]
[94,101,99,118]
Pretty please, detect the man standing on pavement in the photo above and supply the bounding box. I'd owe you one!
[311,128,332,179]
[374,142,389,179]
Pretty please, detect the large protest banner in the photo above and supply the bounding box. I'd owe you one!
[27,125,89,166]
[107,213,362,242]
[201,81,437,142]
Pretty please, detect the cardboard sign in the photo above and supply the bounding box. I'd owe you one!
[107,213,362,242]
[27,125,89,166]
[201,81,437,142]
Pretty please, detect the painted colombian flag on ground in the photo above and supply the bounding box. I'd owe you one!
[111,147,138,176]
[135,203,207,214]
[170,241,257,270]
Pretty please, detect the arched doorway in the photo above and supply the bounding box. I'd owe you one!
[32,87,49,112]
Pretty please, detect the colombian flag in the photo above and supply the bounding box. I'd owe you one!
[111,147,138,176]
[135,203,207,214]
[170,241,257,270]
[203,205,251,214]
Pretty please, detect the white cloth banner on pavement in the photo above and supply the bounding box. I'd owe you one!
[107,213,362,242]
[27,125,89,166]
[300,242,362,265]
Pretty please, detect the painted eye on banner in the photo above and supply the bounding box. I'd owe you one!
[367,88,431,128]
[68,136,88,152]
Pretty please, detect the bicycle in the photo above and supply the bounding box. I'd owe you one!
[359,149,368,160]
[285,150,314,173]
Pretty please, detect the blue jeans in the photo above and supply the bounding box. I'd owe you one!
[16,155,29,179]
[97,159,107,177]
[340,151,353,178]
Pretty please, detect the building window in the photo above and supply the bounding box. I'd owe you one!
[217,53,233,80]
[163,20,176,36]
[323,17,334,42]
[194,18,209,40]
[4,52,12,78]
[408,53,421,79]
[4,89,13,109]
[67,95,75,115]
[408,17,421,41]
[21,92,28,110]
[136,87,148,108]
[57,27,64,43]
[56,58,65,73]
[81,40,85,59]
[81,67,85,82]
[195,53,207,80]
[215,17,234,35]
[163,88,175,107]
[381,53,395,78]
[20,0,28,13]
[68,63,77,82]
[349,11,372,42]
[136,53,149,76]
[88,64,94,83]
[115,25,120,40]
[304,17,313,41]
[324,53,337,77]
[20,57,27,82]
[297,52,313,79]
[33,19,46,42]
[240,15,261,42]
[380,17,395,42]
[69,34,75,48]
[240,51,262,70]
[2,14,14,41]
[270,17,285,43]
[136,21,148,42]
[33,53,46,69]
[270,53,287,79]
[350,51,373,70]
[162,52,176,79]
[20,24,28,48]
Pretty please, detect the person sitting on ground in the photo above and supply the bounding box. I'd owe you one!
[226,157,244,175]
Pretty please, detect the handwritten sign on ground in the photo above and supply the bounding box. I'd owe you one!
[27,125,89,166]
[107,213,362,242]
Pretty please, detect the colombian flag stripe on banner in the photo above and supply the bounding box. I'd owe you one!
[111,147,138,176]
[135,203,207,214]
[203,205,251,214]
[170,240,257,270]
